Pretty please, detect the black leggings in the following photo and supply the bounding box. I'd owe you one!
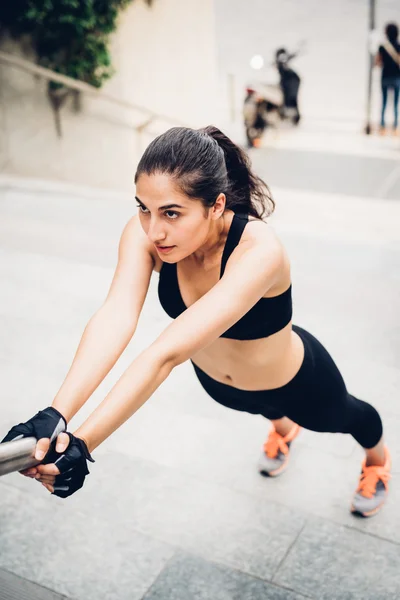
[192,325,383,449]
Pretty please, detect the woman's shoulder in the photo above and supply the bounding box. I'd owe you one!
[237,216,287,267]
[121,215,162,272]
[243,217,283,248]
[229,216,290,291]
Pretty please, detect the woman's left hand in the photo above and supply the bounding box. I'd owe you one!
[35,462,62,493]
[23,432,70,492]
[34,432,95,498]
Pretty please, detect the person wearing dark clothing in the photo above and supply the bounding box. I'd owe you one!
[275,48,301,125]
[376,23,400,134]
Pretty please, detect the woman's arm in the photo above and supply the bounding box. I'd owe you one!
[52,216,154,423]
[74,225,283,452]
[375,46,383,67]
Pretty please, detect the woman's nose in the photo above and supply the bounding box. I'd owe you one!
[148,219,166,243]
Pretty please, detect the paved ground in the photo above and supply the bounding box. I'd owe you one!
[0,127,400,600]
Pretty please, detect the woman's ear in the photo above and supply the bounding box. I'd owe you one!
[211,193,226,220]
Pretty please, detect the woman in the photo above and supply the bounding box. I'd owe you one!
[376,22,400,135]
[2,126,391,517]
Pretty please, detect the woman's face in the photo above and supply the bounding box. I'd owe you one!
[135,173,221,262]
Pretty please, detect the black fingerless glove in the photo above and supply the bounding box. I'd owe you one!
[1,407,67,444]
[43,432,95,498]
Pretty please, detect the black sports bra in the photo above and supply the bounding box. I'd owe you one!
[158,213,292,340]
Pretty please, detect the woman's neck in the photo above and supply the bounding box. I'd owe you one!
[191,211,233,267]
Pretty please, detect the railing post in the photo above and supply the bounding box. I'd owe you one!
[365,0,376,135]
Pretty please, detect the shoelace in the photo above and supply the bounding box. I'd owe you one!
[263,430,289,459]
[357,464,391,498]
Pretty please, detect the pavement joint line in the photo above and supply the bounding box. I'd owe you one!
[2,430,400,585]
[62,449,400,547]
[375,163,400,199]
[270,520,309,583]
[271,185,400,207]
[2,179,398,210]
[340,521,400,549]
[0,565,71,600]
[150,548,316,600]
[254,122,400,160]
[139,552,182,600]
[103,451,400,551]
[1,423,398,538]
[207,556,316,600]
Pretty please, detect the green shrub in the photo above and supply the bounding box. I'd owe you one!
[0,0,145,88]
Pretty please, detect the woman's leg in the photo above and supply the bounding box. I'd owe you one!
[259,415,301,477]
[343,394,384,463]
[393,80,400,130]
[365,438,386,466]
[344,395,390,516]
[270,416,296,436]
[271,414,386,465]
[380,80,389,128]
[263,326,391,515]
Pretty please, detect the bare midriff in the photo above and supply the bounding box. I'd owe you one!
[191,322,305,391]
[152,211,305,392]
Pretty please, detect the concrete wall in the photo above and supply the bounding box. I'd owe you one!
[0,0,218,191]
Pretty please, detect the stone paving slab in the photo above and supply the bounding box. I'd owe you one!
[0,567,68,600]
[0,483,175,600]
[73,452,307,582]
[273,518,400,600]
[143,552,310,600]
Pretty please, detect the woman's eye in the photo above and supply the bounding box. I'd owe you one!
[136,204,149,214]
[165,211,179,219]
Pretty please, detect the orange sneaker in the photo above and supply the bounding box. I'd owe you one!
[351,446,391,518]
[258,424,301,477]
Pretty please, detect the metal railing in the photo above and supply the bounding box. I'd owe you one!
[0,50,186,138]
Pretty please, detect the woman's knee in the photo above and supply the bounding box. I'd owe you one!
[343,396,383,448]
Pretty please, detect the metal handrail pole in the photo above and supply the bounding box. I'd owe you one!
[0,437,38,477]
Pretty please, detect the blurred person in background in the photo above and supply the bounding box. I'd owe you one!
[275,47,301,125]
[243,87,267,148]
[375,22,400,135]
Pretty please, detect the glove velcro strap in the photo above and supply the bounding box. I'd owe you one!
[52,433,94,471]
[1,406,67,444]
[47,433,95,499]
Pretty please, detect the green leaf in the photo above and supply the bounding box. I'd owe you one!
[2,0,137,88]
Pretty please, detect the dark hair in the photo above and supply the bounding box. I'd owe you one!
[134,125,274,219]
[385,23,398,43]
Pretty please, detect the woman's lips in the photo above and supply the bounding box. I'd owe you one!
[156,245,175,254]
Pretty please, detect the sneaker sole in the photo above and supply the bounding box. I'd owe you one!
[350,497,387,518]
[259,456,289,478]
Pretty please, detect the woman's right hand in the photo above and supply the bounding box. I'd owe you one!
[1,406,68,478]
[21,432,70,480]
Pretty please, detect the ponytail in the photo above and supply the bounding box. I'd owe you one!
[135,125,275,219]
[200,126,274,218]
